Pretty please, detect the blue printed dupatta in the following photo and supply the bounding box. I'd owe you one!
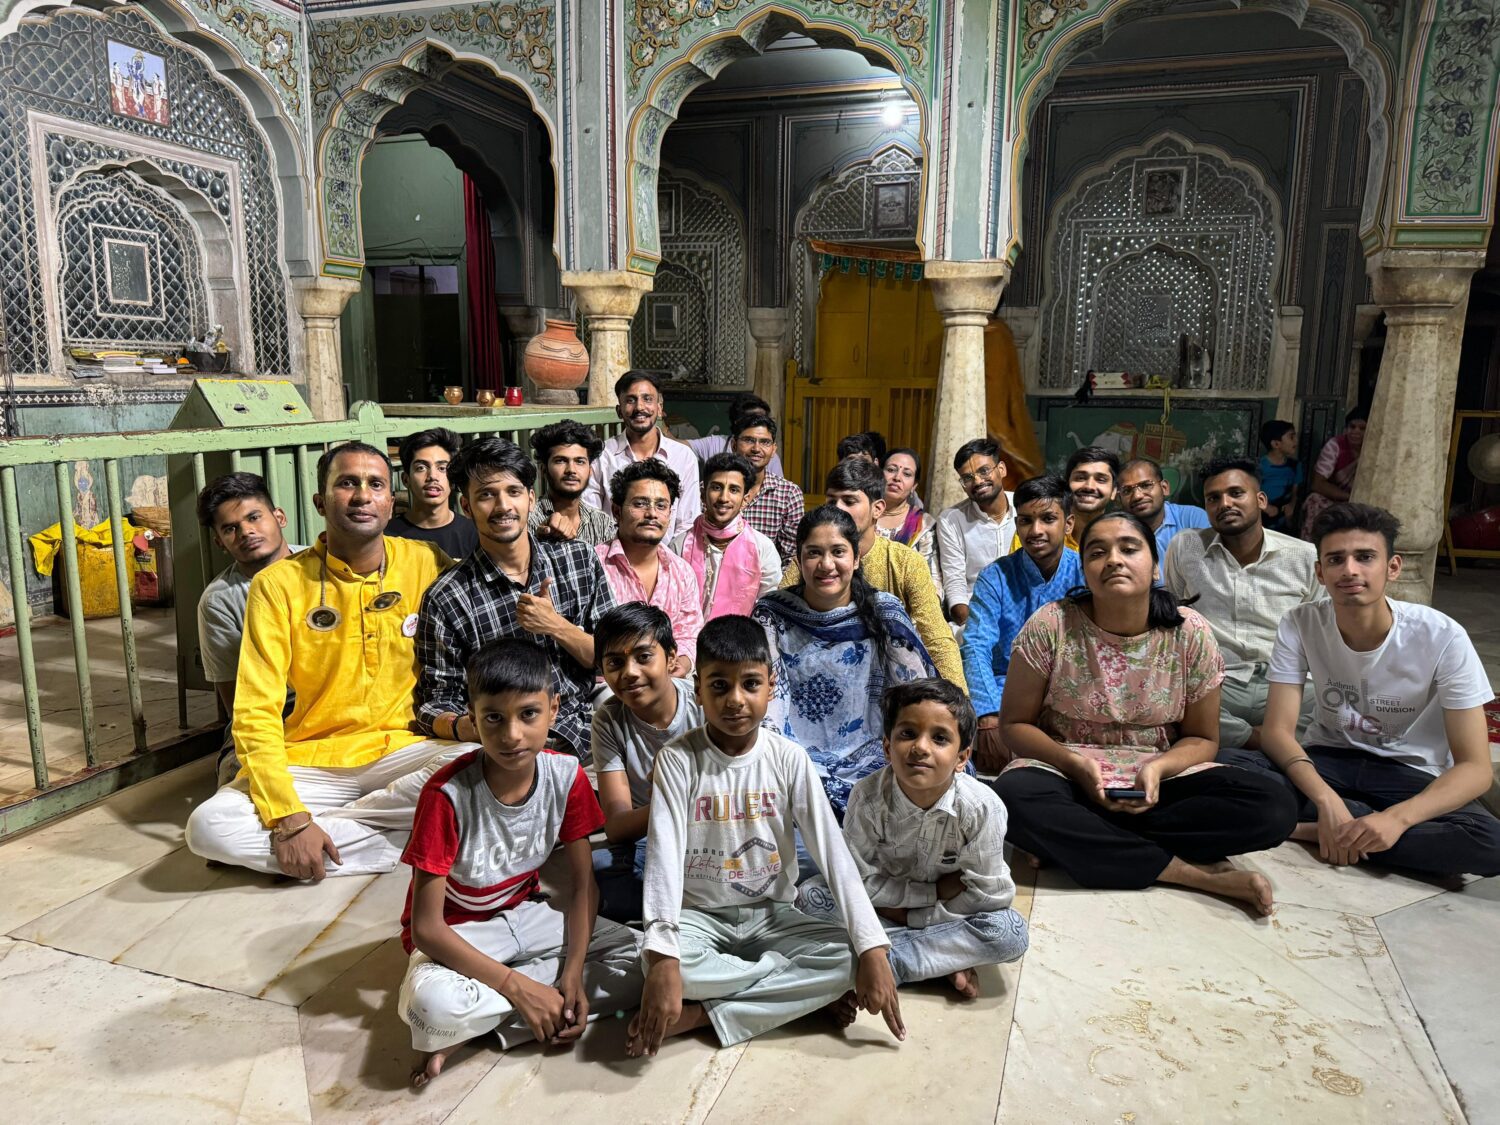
[752,589,938,815]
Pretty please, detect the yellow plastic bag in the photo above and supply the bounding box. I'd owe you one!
[28,519,132,576]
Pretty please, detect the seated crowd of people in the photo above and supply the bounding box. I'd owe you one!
[185,371,1500,1084]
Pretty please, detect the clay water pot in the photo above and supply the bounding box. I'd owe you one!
[524,319,589,391]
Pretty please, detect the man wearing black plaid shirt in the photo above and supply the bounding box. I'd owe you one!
[415,437,616,759]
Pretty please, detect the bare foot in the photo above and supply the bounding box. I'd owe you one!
[948,968,982,1000]
[410,1042,464,1088]
[828,990,859,1028]
[1159,858,1275,917]
[625,1004,709,1057]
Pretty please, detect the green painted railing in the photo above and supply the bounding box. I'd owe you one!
[0,397,619,836]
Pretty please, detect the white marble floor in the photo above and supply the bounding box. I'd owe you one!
[4,762,1496,1123]
[2,570,1498,1123]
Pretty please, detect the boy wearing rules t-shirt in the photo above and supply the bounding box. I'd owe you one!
[399,639,642,1086]
[1229,503,1500,877]
[627,615,904,1057]
[592,603,704,924]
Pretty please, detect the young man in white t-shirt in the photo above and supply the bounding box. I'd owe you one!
[1226,503,1500,877]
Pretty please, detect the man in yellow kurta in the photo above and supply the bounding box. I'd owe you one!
[782,457,966,690]
[185,442,461,881]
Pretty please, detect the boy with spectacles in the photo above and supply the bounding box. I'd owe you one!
[597,460,704,674]
[936,436,1017,627]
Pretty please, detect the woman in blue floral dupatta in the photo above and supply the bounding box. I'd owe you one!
[753,505,937,815]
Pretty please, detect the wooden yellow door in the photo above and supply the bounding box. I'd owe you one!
[786,267,941,504]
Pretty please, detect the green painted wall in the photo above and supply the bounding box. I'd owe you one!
[358,135,465,265]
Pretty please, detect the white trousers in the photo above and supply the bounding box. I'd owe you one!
[398,898,644,1052]
[185,738,475,877]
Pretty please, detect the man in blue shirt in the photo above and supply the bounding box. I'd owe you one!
[1117,457,1209,558]
[960,474,1082,772]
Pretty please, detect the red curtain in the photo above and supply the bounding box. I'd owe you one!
[463,174,505,392]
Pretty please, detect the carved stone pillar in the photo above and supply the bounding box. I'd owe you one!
[1349,249,1483,604]
[561,270,652,406]
[746,307,790,418]
[925,261,1010,514]
[1271,306,1305,425]
[293,277,361,421]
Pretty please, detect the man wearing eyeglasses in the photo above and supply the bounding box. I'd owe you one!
[935,437,1018,628]
[186,441,458,882]
[596,460,703,674]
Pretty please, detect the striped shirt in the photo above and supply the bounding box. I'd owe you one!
[596,540,705,666]
[416,534,616,757]
[1162,527,1323,683]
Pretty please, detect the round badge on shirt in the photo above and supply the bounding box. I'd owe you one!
[402,613,419,638]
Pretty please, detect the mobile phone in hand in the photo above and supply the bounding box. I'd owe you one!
[1104,788,1148,801]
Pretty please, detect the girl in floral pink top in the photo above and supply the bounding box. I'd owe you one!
[993,511,1297,915]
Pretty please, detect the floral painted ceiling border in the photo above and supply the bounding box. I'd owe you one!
[308,2,556,126]
[189,0,303,118]
[626,0,932,94]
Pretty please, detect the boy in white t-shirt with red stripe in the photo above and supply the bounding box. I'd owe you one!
[398,639,642,1085]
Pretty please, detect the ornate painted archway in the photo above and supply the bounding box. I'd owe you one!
[622,2,937,274]
[308,10,564,277]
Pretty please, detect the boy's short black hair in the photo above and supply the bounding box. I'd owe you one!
[530,420,604,464]
[1013,473,1072,516]
[609,458,681,507]
[1065,445,1122,483]
[1201,457,1260,487]
[1311,501,1401,556]
[467,637,556,700]
[398,427,461,474]
[731,413,778,442]
[702,451,756,491]
[450,436,536,497]
[953,436,1004,473]
[1121,457,1163,482]
[197,472,275,528]
[882,678,977,751]
[836,432,880,462]
[728,393,772,427]
[317,441,389,493]
[1260,420,1296,450]
[825,455,885,503]
[593,603,677,672]
[614,369,664,399]
[1345,404,1369,425]
[696,615,772,670]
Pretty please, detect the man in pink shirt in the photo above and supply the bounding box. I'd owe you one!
[597,460,703,674]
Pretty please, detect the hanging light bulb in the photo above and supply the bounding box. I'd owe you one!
[880,101,905,129]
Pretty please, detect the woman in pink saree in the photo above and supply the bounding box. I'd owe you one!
[1300,406,1367,539]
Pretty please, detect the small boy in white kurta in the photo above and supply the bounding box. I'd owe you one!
[627,615,904,1056]
[839,679,1029,997]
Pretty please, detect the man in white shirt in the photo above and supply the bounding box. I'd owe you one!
[1226,502,1500,877]
[1163,457,1321,749]
[583,370,701,541]
[935,436,1015,625]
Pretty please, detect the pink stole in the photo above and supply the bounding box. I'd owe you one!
[681,515,761,619]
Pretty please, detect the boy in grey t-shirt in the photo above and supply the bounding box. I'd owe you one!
[195,473,301,785]
[591,603,703,923]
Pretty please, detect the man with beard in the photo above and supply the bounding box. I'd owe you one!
[1163,458,1320,750]
[196,472,302,785]
[185,443,457,880]
[388,428,477,560]
[732,414,804,563]
[1117,457,1209,558]
[671,452,781,619]
[685,392,785,478]
[936,437,1016,627]
[1062,445,1120,543]
[584,371,700,541]
[597,460,702,673]
[527,419,616,547]
[416,437,616,760]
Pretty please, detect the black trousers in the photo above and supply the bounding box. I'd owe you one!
[1219,746,1500,878]
[992,765,1299,890]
